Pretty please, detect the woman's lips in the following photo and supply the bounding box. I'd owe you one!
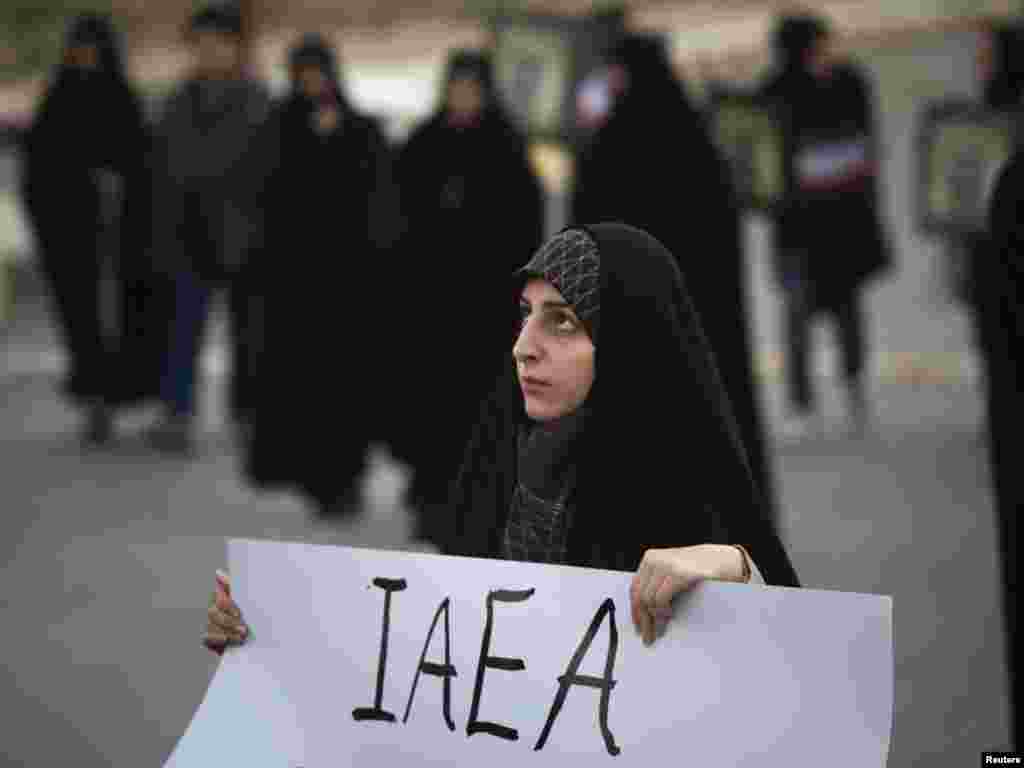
[520,377,551,395]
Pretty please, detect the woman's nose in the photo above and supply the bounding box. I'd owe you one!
[513,320,542,364]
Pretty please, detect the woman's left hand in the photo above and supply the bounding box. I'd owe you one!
[630,545,746,647]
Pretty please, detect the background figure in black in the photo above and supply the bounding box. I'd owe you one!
[984,152,1023,749]
[19,13,153,446]
[950,24,1024,362]
[243,35,399,520]
[146,4,271,455]
[571,33,778,528]
[759,14,892,440]
[392,50,545,546]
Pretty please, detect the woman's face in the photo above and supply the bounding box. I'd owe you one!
[514,278,596,422]
[67,44,99,71]
[447,76,484,120]
[192,30,241,77]
[297,65,328,100]
[807,33,835,79]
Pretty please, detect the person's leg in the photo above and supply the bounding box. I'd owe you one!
[833,288,869,433]
[227,277,255,429]
[782,277,816,435]
[153,270,212,451]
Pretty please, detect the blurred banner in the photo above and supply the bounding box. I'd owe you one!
[708,88,785,213]
[916,100,1020,236]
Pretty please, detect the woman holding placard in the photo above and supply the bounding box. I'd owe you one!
[205,224,800,652]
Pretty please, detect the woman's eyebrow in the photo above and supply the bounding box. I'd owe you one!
[519,298,572,310]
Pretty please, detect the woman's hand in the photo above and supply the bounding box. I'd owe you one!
[203,570,249,655]
[630,545,747,647]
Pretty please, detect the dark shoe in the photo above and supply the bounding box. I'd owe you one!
[310,485,362,522]
[846,383,871,437]
[82,402,114,447]
[145,416,196,458]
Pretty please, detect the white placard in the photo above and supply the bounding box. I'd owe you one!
[165,539,893,767]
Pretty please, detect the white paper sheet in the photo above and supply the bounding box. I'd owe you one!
[165,538,892,767]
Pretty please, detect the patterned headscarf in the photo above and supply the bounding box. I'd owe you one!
[518,228,601,342]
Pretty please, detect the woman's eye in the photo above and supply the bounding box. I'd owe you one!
[553,314,578,334]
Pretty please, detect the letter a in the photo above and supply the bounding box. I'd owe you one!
[535,598,620,756]
[403,597,458,730]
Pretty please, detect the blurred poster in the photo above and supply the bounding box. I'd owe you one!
[494,22,572,139]
[492,13,624,145]
[709,91,784,212]
[918,101,1018,235]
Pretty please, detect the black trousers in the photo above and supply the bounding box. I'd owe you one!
[784,281,866,413]
[37,231,112,405]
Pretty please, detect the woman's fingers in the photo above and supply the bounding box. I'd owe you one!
[214,589,241,619]
[207,602,247,639]
[630,564,653,634]
[215,569,231,595]
[203,631,231,658]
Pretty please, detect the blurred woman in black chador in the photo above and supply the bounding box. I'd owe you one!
[974,27,1024,747]
[758,13,892,440]
[950,23,1024,354]
[391,49,545,546]
[983,151,1024,750]
[205,224,800,656]
[242,34,399,520]
[20,13,154,445]
[572,33,779,531]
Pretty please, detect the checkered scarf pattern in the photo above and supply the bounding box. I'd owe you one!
[519,228,600,341]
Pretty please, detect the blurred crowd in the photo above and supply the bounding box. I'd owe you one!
[12,2,1022,745]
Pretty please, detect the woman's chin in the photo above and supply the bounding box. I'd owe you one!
[524,398,567,423]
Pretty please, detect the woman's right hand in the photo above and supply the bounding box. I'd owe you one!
[203,570,248,655]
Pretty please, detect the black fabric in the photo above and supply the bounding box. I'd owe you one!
[443,223,800,587]
[571,33,779,530]
[389,60,545,538]
[985,24,1024,110]
[189,3,243,37]
[518,228,600,341]
[502,407,586,564]
[150,75,271,280]
[982,152,1024,748]
[446,51,495,91]
[286,33,354,113]
[758,28,892,305]
[959,24,1024,339]
[242,80,399,503]
[66,13,125,77]
[19,19,162,407]
[785,280,865,411]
